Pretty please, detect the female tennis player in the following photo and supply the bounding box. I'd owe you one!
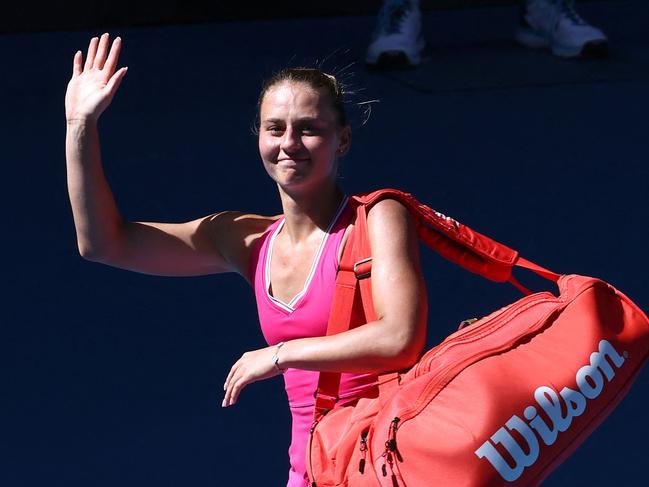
[65,33,427,486]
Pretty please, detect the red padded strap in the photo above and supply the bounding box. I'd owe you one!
[314,202,369,416]
[314,282,355,412]
[353,203,378,322]
[349,201,400,401]
[352,188,519,282]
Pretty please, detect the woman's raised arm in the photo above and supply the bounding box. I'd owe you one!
[65,34,267,277]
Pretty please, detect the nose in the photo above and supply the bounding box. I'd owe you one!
[280,126,302,154]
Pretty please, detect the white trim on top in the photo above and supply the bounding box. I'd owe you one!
[265,196,349,313]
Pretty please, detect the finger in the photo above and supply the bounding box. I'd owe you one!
[72,50,83,77]
[84,37,99,71]
[229,376,248,406]
[224,368,248,407]
[105,67,128,97]
[93,33,110,70]
[103,36,122,78]
[224,359,242,391]
[223,372,238,407]
[222,368,236,407]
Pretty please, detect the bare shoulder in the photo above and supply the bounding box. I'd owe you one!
[366,198,417,256]
[366,198,413,232]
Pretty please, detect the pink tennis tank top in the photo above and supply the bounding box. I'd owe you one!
[249,196,378,487]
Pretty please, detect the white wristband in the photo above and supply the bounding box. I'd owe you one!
[272,342,285,374]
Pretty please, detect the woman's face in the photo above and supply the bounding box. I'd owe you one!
[258,81,350,193]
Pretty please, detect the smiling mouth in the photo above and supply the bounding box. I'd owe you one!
[277,158,309,164]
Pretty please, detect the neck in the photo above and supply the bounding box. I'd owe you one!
[277,182,344,243]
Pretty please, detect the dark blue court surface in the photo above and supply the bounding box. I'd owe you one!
[1,1,647,485]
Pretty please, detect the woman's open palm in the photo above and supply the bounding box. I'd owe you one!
[65,33,128,122]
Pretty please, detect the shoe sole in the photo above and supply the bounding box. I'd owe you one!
[578,40,609,58]
[366,51,415,69]
[365,36,425,67]
[515,28,608,58]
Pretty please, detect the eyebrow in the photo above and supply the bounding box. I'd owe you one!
[262,117,321,125]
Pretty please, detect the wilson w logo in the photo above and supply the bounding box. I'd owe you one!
[474,339,627,482]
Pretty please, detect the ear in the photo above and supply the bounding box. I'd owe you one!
[336,125,352,157]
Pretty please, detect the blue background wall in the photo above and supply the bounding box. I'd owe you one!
[1,1,647,485]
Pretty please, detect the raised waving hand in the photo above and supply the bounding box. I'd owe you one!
[65,33,128,122]
[64,34,263,278]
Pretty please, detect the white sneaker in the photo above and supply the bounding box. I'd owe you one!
[515,0,608,58]
[366,0,426,67]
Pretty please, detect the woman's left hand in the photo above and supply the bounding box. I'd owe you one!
[223,345,282,407]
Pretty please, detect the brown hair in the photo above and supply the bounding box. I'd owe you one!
[256,67,348,128]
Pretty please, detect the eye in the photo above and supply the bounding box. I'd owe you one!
[300,125,318,135]
[267,126,284,135]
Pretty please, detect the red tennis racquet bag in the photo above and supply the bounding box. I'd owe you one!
[306,188,649,487]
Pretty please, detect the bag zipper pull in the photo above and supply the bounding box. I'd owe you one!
[458,318,478,330]
[381,417,401,478]
[381,451,396,483]
[387,417,402,461]
[359,431,368,474]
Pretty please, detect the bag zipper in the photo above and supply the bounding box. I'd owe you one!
[413,293,555,377]
[377,293,559,484]
[307,411,328,487]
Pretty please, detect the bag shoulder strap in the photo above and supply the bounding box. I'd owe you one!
[313,188,559,417]
[353,188,522,282]
[313,197,374,416]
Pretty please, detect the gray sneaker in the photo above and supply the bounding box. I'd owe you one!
[515,0,608,58]
[366,0,426,68]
